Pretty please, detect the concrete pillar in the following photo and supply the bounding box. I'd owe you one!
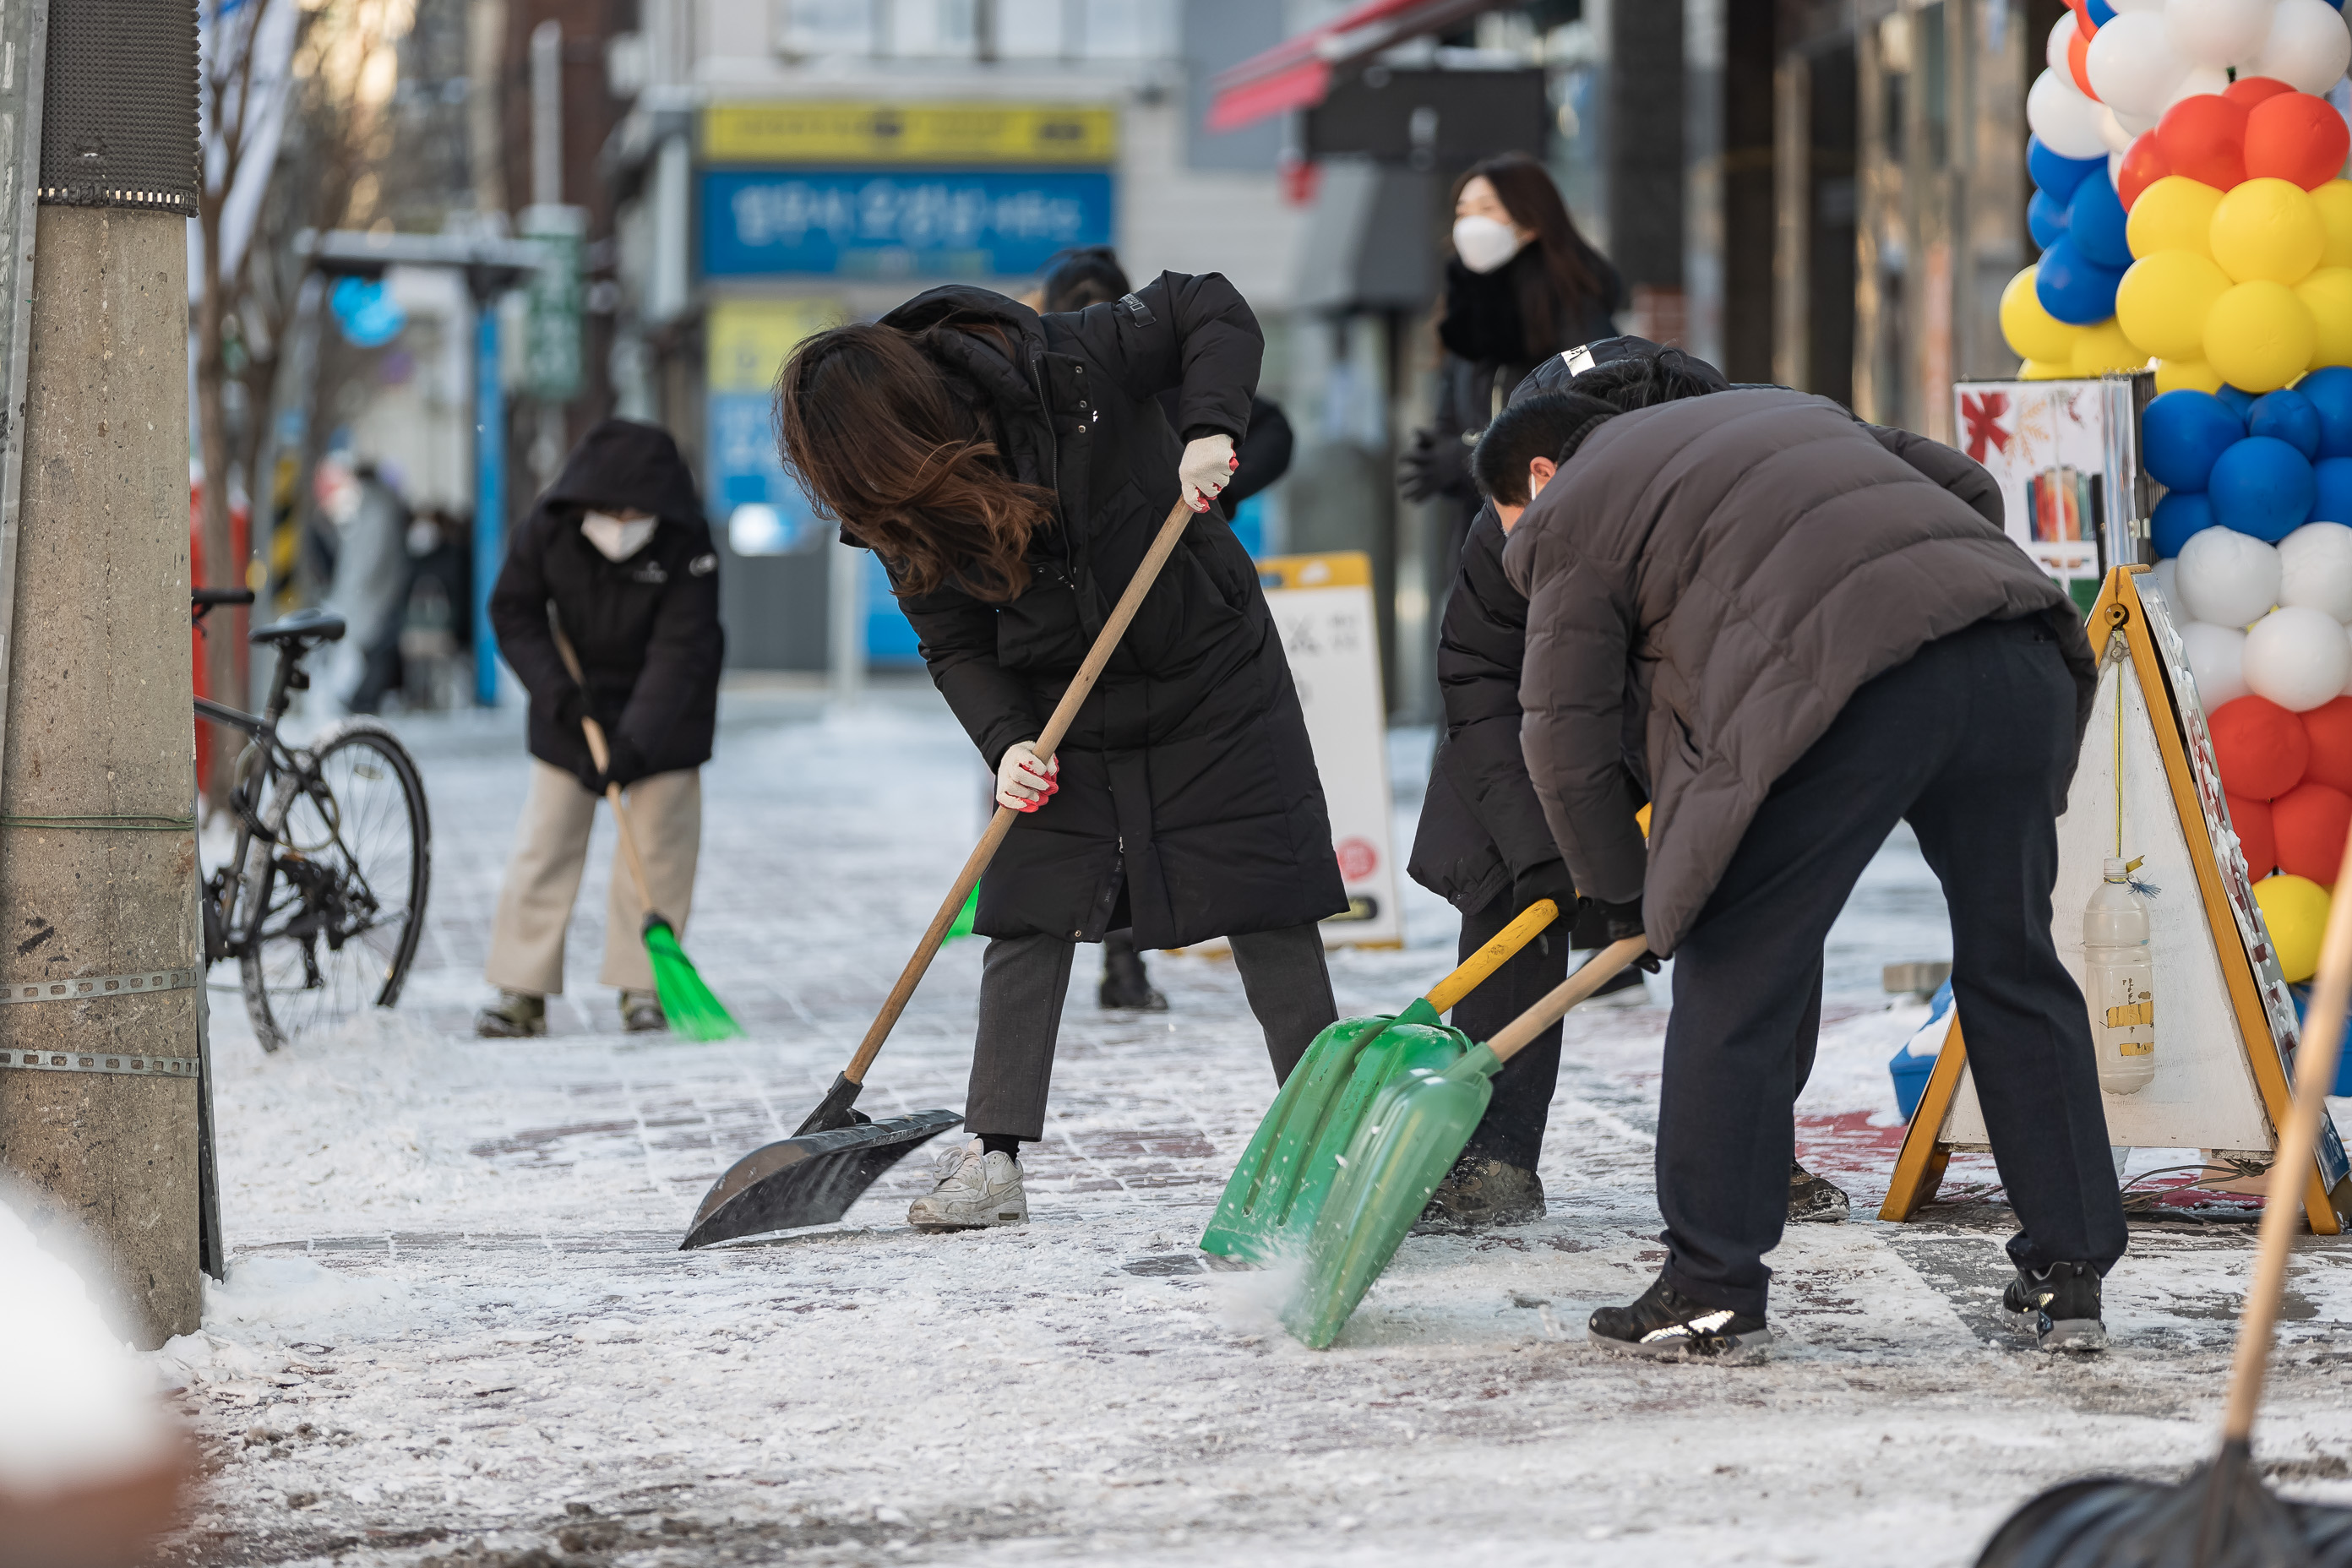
[0,205,204,1348]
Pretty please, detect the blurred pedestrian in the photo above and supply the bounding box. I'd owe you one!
[316,456,412,714]
[1398,152,1623,570]
[777,271,1344,1231]
[1035,245,1299,1013]
[475,419,724,1038]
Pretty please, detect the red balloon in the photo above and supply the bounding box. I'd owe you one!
[2069,27,2096,100]
[2212,694,2311,799]
[2119,132,2174,210]
[2245,93,2352,191]
[2303,695,2352,794]
[2231,792,2279,878]
[2224,76,2297,108]
[2275,781,2352,885]
[2156,94,2250,192]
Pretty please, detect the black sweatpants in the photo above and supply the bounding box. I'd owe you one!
[966,923,1337,1141]
[1451,896,1819,1172]
[1657,617,2126,1317]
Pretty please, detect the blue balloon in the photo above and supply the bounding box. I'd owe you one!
[2251,389,2322,460]
[2066,169,2133,270]
[2218,384,2258,423]
[2142,389,2246,492]
[2029,190,2072,251]
[2035,237,2124,324]
[2300,367,2352,457]
[2318,456,2352,524]
[2029,137,2105,203]
[2087,0,2115,20]
[2209,436,2317,542]
[2152,491,2218,558]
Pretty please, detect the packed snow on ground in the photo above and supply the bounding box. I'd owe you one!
[142,682,2352,1568]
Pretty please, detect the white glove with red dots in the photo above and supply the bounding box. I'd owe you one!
[995,740,1060,813]
[1178,433,1239,513]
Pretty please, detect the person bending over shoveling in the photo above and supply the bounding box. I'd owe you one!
[776,273,1347,1232]
[1504,384,2128,1358]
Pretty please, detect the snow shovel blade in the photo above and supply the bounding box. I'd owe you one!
[1974,1442,2331,1567]
[680,1108,963,1249]
[1280,1045,1500,1349]
[1200,1010,1467,1264]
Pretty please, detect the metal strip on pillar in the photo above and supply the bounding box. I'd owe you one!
[0,0,52,779]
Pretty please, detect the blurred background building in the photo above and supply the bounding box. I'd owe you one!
[201,0,2072,718]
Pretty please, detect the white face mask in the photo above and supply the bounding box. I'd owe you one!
[1453,214,1526,275]
[582,510,658,562]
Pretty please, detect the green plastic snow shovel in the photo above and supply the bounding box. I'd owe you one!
[1280,934,1652,1349]
[1199,896,1565,1265]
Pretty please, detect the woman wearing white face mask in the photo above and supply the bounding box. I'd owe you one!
[1399,152,1622,569]
[476,419,727,1038]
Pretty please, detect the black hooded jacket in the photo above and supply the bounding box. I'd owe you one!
[874,274,1346,949]
[488,419,725,787]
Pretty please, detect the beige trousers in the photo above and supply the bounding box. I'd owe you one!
[483,759,702,996]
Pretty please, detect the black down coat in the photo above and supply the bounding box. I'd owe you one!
[875,276,1346,949]
[489,418,726,787]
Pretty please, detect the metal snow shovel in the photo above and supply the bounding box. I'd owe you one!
[1973,819,2352,1568]
[1199,896,1565,1265]
[680,497,1200,1250]
[1279,934,1652,1348]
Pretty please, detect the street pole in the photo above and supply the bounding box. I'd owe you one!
[475,285,506,707]
[828,539,867,709]
[0,0,205,1347]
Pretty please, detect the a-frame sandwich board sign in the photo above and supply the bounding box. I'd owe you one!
[1881,565,2352,1234]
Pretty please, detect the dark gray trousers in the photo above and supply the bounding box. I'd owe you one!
[1657,617,2127,1317]
[966,923,1338,1141]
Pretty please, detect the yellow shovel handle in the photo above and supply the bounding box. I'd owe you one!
[1424,898,1561,1015]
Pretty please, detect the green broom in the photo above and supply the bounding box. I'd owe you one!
[553,621,743,1041]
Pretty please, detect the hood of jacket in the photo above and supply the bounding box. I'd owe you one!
[542,418,706,529]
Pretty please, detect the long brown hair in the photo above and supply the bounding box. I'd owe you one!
[775,323,1058,602]
[1454,152,1608,360]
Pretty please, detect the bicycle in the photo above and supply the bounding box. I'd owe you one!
[193,588,433,1052]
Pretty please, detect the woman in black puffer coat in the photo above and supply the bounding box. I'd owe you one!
[776,272,1345,1232]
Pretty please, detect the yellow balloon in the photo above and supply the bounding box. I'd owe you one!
[2315,180,2352,270]
[2252,873,2331,983]
[2001,266,2078,363]
[2206,280,2318,391]
[2211,177,2327,285]
[2296,267,2352,368]
[2154,357,2227,393]
[2128,176,2224,261]
[2019,358,2075,380]
[2116,250,2233,360]
[2070,318,2145,375]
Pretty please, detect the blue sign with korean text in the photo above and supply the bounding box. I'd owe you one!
[700,168,1114,279]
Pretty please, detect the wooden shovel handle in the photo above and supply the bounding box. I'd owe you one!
[1424,899,1560,1015]
[2224,819,2352,1443]
[1487,936,1652,1063]
[841,497,1197,1085]
[550,620,660,916]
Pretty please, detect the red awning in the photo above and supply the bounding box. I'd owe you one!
[1206,0,1511,133]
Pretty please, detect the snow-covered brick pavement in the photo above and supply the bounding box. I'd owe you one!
[151,681,2352,1567]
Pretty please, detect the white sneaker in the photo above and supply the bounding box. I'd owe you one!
[907,1138,1028,1231]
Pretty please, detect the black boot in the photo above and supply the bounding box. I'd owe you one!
[1098,929,1168,1012]
[2001,1260,2108,1353]
[1413,1151,1546,1233]
[1787,1160,1850,1223]
[1589,1273,1772,1360]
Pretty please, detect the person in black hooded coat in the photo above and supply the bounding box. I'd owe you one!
[475,419,725,1037]
[776,271,1345,1231]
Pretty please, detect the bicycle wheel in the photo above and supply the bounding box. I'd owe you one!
[238,719,432,1051]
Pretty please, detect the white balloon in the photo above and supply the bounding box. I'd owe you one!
[2153,555,2183,608]
[2091,12,2194,117]
[2279,520,2352,622]
[2344,622,2352,694]
[2099,104,2137,155]
[2178,525,2285,627]
[2182,620,2254,708]
[2246,605,2352,710]
[2167,0,2278,70]
[2115,105,2161,136]
[2164,63,2235,108]
[2050,10,2081,79]
[2111,0,2167,11]
[2029,67,2115,160]
[2110,146,2132,188]
[2246,0,2352,92]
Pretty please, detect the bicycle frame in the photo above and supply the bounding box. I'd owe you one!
[193,625,314,965]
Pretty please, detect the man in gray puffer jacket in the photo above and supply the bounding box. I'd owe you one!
[1505,385,2126,1358]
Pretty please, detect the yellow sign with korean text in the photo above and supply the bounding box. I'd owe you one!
[702,101,1118,166]
[705,297,845,393]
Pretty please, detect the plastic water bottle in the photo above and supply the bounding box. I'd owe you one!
[2084,858,2156,1095]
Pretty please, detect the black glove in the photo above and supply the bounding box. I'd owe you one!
[1580,895,1661,972]
[1397,428,1473,504]
[1511,859,1579,923]
[602,734,651,792]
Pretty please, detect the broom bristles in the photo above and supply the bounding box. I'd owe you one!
[643,918,743,1042]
